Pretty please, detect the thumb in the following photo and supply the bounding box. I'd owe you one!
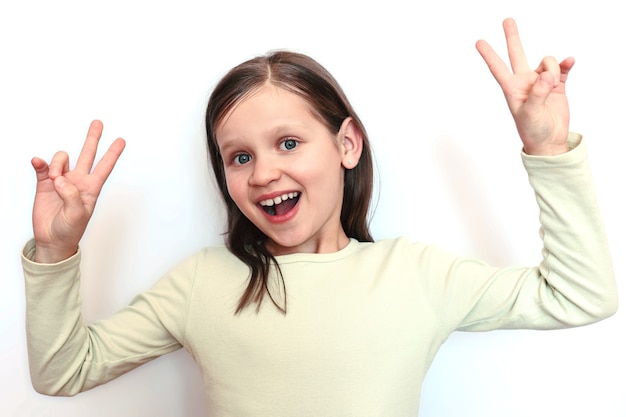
[525,72,554,108]
[53,176,86,219]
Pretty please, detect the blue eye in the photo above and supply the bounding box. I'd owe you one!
[234,153,251,165]
[281,139,298,151]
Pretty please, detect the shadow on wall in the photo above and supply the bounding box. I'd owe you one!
[433,133,521,267]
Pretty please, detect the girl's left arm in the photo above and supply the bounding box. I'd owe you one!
[445,18,618,331]
[445,133,618,332]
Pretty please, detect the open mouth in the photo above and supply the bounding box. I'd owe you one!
[259,192,300,216]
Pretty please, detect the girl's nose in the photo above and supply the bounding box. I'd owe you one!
[249,156,281,186]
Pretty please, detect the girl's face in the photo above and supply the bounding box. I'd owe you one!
[215,85,360,255]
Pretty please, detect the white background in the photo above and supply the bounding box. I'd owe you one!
[2,1,624,416]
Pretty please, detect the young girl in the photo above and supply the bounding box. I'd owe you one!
[22,18,617,416]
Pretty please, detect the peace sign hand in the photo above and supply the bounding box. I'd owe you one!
[476,18,575,156]
[31,120,126,263]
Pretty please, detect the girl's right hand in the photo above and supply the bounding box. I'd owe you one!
[31,120,126,263]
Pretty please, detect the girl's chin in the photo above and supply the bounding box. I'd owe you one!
[264,238,305,256]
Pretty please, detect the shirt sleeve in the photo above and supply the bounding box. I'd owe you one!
[446,133,618,331]
[21,240,195,396]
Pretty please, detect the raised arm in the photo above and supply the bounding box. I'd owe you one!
[453,19,618,328]
[475,18,575,156]
[31,120,125,263]
[23,121,193,396]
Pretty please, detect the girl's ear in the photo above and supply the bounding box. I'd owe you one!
[338,117,363,169]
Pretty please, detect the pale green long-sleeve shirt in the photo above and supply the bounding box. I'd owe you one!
[22,134,618,416]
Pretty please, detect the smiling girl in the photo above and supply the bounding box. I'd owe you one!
[21,18,617,416]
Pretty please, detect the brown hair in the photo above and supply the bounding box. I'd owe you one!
[205,50,374,314]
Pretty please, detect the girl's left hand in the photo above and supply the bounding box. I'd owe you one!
[476,18,575,156]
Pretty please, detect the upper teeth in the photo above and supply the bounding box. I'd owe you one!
[259,192,299,207]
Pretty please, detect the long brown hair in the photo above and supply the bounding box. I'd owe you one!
[205,50,375,314]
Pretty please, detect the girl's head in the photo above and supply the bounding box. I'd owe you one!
[205,50,374,312]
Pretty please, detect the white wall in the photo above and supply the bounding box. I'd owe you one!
[2,1,624,416]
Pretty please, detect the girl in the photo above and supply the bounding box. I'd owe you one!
[22,18,617,416]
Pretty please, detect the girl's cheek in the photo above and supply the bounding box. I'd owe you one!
[226,173,248,196]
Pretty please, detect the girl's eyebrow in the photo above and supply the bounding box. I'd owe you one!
[270,125,302,138]
[218,122,308,151]
[214,133,241,155]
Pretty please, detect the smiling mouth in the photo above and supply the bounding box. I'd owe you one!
[259,192,300,216]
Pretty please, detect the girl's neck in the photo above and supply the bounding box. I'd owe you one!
[265,232,350,256]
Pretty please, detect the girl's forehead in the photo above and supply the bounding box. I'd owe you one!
[215,85,321,139]
[217,85,290,128]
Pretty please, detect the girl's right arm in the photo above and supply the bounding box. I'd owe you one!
[25,120,129,394]
[30,120,125,263]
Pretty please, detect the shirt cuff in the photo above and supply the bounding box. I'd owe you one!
[21,238,81,272]
[521,132,586,170]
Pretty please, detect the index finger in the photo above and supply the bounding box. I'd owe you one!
[503,17,530,73]
[475,39,511,86]
[75,119,105,174]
